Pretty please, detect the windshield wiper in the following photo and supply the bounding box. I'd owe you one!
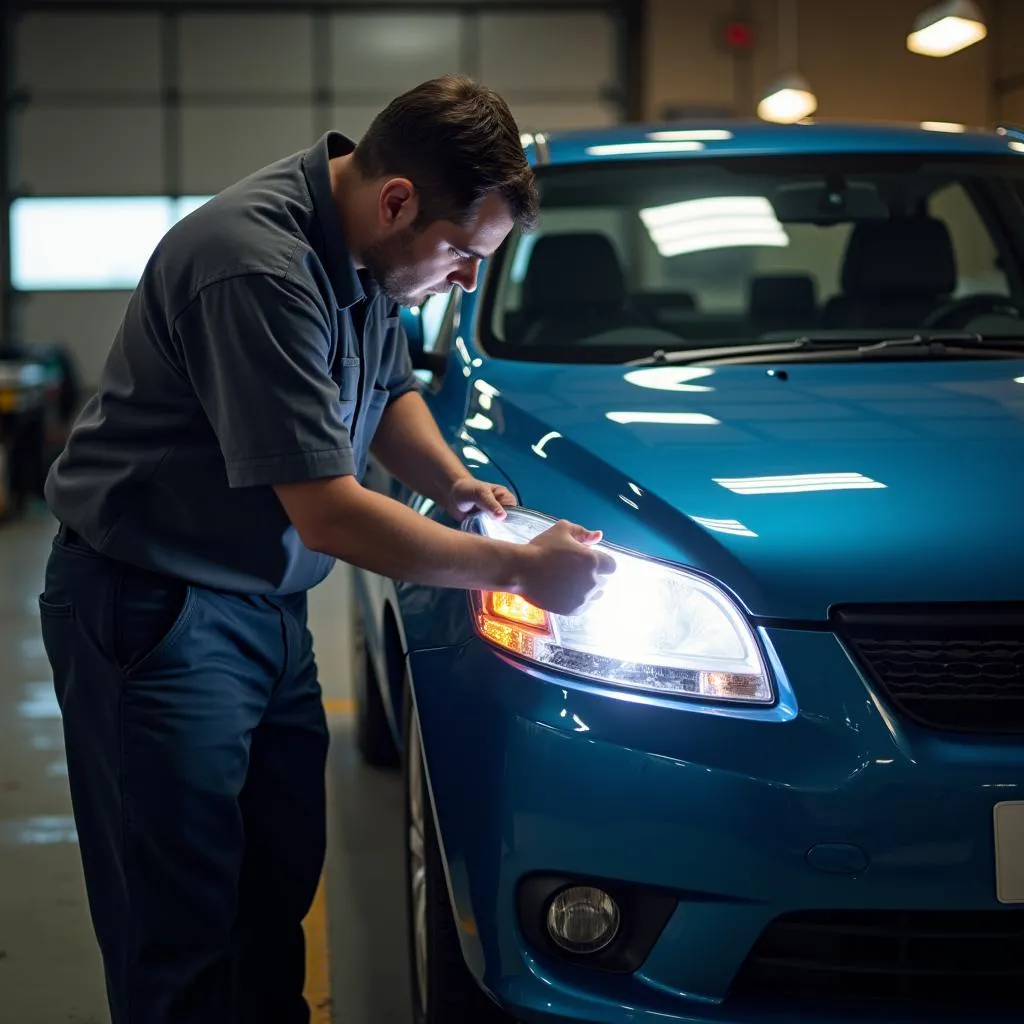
[834,332,1024,354]
[628,332,1024,366]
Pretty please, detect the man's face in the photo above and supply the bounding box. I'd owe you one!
[363,190,514,307]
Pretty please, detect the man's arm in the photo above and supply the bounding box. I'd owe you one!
[273,474,614,616]
[370,390,473,503]
[176,273,610,614]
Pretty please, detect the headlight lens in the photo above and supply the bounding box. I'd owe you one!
[467,508,772,703]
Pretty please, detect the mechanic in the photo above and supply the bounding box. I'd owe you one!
[37,74,614,1024]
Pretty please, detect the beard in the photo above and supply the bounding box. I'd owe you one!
[361,227,426,307]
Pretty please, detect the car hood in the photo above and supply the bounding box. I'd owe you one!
[464,357,1024,620]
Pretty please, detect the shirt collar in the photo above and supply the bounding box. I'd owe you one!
[301,131,370,310]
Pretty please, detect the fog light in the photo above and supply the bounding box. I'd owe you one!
[545,886,620,954]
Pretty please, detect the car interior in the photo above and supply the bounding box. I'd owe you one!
[489,163,1024,353]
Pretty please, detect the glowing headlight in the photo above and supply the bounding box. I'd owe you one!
[467,508,772,703]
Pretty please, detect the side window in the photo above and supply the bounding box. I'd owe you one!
[928,183,1010,297]
[418,288,462,356]
[416,289,462,393]
[419,292,449,353]
[432,288,461,357]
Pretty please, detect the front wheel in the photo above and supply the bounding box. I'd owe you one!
[353,624,399,768]
[403,678,514,1024]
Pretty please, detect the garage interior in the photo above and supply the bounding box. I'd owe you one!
[1,2,1023,1023]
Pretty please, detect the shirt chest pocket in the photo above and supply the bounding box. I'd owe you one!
[336,356,362,406]
[335,356,389,478]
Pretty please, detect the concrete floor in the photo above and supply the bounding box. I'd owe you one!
[0,511,412,1023]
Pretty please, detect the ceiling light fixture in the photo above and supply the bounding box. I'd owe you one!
[757,0,819,124]
[758,0,817,124]
[758,73,818,124]
[907,0,987,57]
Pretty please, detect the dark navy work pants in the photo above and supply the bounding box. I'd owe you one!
[38,526,329,1024]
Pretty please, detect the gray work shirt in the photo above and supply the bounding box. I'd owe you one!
[45,131,418,594]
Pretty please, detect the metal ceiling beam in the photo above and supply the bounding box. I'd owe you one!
[17,2,623,13]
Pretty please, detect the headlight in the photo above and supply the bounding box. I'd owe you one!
[466,508,773,703]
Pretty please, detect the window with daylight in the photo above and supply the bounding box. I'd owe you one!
[11,195,214,291]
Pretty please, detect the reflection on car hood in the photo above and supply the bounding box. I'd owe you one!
[466,358,1024,619]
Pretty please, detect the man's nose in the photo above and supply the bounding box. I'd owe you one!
[450,258,481,293]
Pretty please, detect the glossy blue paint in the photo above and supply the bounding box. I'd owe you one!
[407,633,1023,1023]
[355,119,1024,1023]
[524,120,1024,166]
[450,356,1024,620]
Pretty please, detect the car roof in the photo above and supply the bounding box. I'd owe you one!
[522,120,1024,166]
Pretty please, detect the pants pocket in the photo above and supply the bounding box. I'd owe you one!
[38,595,74,618]
[38,595,76,708]
[114,566,196,677]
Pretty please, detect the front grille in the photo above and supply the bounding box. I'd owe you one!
[731,910,1024,1008]
[831,604,1024,733]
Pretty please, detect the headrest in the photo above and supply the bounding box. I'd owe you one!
[841,218,956,297]
[520,232,626,314]
[749,274,817,319]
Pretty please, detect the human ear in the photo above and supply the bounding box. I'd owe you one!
[379,178,417,229]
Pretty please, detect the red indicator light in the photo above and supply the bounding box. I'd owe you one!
[724,21,754,51]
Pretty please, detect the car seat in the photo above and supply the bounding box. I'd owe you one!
[822,217,956,329]
[517,232,635,346]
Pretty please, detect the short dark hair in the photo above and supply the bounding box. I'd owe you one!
[353,74,539,232]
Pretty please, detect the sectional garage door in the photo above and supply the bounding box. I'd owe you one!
[11,1,628,384]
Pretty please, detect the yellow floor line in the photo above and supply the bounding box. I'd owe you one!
[301,694,353,1018]
[303,871,332,1023]
[301,694,354,1018]
[323,697,355,716]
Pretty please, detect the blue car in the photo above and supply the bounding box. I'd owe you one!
[351,119,1024,1024]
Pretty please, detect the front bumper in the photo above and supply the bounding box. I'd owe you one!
[410,625,1024,1024]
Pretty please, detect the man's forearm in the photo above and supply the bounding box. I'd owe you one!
[275,475,528,592]
[370,391,471,502]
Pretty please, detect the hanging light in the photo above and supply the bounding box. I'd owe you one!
[907,0,987,57]
[758,0,817,124]
[758,72,817,124]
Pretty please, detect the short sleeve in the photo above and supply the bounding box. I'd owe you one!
[174,272,356,488]
[382,302,420,405]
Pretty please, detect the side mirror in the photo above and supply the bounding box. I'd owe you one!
[400,305,425,358]
[401,305,447,375]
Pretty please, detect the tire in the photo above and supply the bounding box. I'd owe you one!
[403,678,514,1024]
[353,623,399,768]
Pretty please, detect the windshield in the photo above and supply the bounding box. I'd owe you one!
[480,153,1024,363]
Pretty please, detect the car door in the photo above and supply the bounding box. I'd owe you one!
[357,288,464,620]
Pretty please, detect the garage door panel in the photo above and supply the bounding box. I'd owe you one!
[330,106,389,143]
[17,107,165,195]
[15,13,161,93]
[181,106,316,195]
[180,14,314,95]
[330,14,462,95]
[479,12,617,93]
[21,291,133,390]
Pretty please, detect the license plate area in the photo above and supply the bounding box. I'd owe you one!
[994,801,1024,903]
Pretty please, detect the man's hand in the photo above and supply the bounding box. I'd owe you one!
[444,477,517,521]
[517,520,617,616]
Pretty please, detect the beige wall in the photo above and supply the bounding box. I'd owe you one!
[645,0,1016,128]
[995,0,1024,123]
